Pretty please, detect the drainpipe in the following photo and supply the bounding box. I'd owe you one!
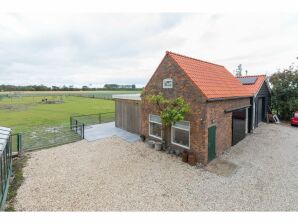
[252,97,256,132]
[245,108,248,134]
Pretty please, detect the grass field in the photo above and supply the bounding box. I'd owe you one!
[0,91,141,151]
[0,95,115,132]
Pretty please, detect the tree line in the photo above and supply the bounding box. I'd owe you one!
[0,84,141,92]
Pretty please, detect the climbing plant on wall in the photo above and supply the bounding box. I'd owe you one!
[145,92,190,148]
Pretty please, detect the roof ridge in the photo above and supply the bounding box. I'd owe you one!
[237,74,266,78]
[166,51,225,68]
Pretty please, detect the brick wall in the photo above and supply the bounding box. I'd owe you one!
[141,54,250,164]
[205,98,250,160]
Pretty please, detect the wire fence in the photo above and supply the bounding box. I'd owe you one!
[0,132,12,210]
[19,125,84,152]
[6,112,114,154]
[0,112,115,210]
[0,91,141,100]
[70,112,115,127]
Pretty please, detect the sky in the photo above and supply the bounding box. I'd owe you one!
[0,13,297,88]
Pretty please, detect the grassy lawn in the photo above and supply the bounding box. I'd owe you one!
[0,95,119,151]
[0,95,115,132]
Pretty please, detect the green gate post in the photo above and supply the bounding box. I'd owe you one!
[99,113,101,124]
[82,124,85,139]
[17,133,23,156]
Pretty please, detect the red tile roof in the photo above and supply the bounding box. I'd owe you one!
[237,75,267,95]
[166,51,252,100]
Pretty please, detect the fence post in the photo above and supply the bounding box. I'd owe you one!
[99,113,101,124]
[17,133,23,156]
[82,124,85,139]
[70,117,72,129]
[75,120,78,133]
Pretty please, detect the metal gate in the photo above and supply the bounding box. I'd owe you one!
[0,127,12,210]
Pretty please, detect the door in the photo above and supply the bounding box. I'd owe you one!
[232,109,246,145]
[208,126,216,162]
[257,98,263,124]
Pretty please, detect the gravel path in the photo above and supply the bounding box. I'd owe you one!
[14,123,298,211]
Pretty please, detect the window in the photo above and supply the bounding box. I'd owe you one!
[149,114,162,139]
[295,112,298,118]
[163,78,173,88]
[171,121,190,149]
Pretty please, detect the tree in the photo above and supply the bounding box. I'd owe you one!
[145,93,190,149]
[269,64,298,120]
[235,64,242,76]
[82,85,89,91]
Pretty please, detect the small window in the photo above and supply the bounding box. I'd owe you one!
[171,121,190,149]
[149,114,162,139]
[295,112,298,118]
[163,78,173,88]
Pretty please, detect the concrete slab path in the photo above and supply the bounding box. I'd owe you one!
[84,122,139,142]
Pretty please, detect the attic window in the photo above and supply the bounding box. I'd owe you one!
[163,78,173,88]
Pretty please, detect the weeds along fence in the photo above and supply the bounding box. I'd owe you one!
[0,128,13,210]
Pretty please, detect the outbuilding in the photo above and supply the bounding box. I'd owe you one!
[112,94,142,135]
[141,51,253,164]
[237,75,271,130]
[112,52,270,165]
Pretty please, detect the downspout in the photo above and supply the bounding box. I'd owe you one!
[252,96,256,132]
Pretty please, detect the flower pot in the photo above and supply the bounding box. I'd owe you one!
[155,142,162,151]
[147,140,155,148]
[140,135,146,142]
[182,151,188,163]
[188,154,197,166]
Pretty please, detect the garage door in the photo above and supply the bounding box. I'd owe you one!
[232,109,246,146]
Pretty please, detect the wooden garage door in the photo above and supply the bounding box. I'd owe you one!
[232,109,246,146]
[115,100,141,134]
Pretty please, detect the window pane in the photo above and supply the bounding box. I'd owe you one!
[149,114,161,123]
[172,128,189,147]
[295,113,298,118]
[150,122,162,138]
[173,121,190,130]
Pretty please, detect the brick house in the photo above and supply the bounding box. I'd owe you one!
[140,51,252,164]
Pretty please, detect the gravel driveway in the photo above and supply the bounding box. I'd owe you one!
[14,123,298,211]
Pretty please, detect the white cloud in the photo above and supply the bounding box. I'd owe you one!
[0,13,297,87]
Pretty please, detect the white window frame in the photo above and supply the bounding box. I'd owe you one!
[163,78,173,89]
[149,114,162,140]
[171,121,190,149]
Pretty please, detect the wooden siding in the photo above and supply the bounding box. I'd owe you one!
[115,99,141,135]
[254,81,271,127]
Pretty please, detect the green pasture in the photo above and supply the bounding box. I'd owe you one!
[0,95,115,132]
